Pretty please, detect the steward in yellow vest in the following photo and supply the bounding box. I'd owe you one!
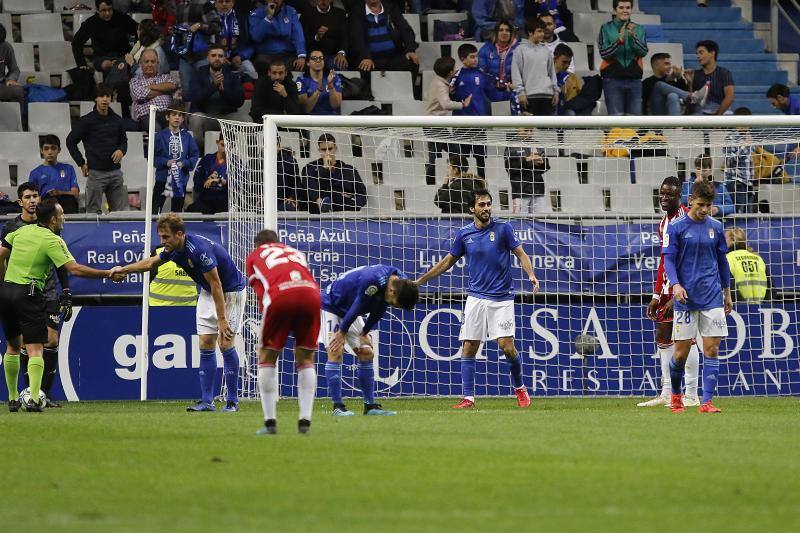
[724,227,768,303]
[149,246,198,306]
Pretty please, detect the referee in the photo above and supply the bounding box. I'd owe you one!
[1,183,64,407]
[1,198,113,412]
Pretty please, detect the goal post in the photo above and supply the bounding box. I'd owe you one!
[140,111,800,400]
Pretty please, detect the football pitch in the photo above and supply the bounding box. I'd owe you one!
[2,398,799,532]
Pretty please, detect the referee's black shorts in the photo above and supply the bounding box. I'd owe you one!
[0,281,48,345]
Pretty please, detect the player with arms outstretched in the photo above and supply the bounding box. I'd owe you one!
[247,229,319,435]
[639,176,700,407]
[663,180,732,413]
[113,214,246,412]
[322,264,419,416]
[416,188,539,409]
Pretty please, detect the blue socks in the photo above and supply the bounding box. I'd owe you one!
[669,357,685,395]
[702,356,720,404]
[221,347,239,403]
[325,361,343,405]
[198,349,216,404]
[461,358,476,399]
[507,355,523,389]
[358,361,375,405]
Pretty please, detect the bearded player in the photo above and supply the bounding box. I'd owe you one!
[639,176,700,407]
[247,229,320,435]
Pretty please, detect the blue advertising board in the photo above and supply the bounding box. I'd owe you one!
[1,302,797,400]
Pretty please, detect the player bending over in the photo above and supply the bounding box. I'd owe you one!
[1,198,113,411]
[663,180,732,413]
[639,176,700,407]
[322,264,419,416]
[416,188,539,409]
[112,214,246,412]
[247,230,320,435]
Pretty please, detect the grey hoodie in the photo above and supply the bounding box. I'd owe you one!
[511,40,557,98]
[0,42,20,84]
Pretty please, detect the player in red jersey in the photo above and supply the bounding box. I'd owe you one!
[638,176,700,407]
[246,229,321,435]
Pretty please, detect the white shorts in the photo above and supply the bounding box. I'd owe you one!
[672,308,728,341]
[459,296,515,342]
[319,310,367,353]
[196,288,246,336]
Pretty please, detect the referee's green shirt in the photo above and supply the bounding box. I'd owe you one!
[3,224,73,291]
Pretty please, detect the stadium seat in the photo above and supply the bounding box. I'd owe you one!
[0,160,11,187]
[79,101,123,116]
[588,157,632,185]
[38,41,78,72]
[17,159,47,183]
[121,156,150,189]
[131,13,150,24]
[562,129,604,156]
[18,70,54,86]
[663,128,706,160]
[553,184,608,214]
[543,157,580,188]
[388,100,426,116]
[126,131,146,159]
[402,13,421,43]
[10,43,36,72]
[0,133,41,162]
[21,14,65,42]
[758,184,800,214]
[421,70,435,101]
[426,12,468,42]
[609,184,658,214]
[0,15,13,40]
[569,42,591,72]
[417,41,446,71]
[3,0,48,14]
[383,159,424,188]
[371,71,414,101]
[340,99,378,115]
[53,0,95,11]
[569,0,595,12]
[28,102,71,133]
[204,131,221,155]
[0,102,23,132]
[633,156,679,186]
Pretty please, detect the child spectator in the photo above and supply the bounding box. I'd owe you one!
[187,133,228,214]
[511,18,558,116]
[28,135,80,214]
[452,42,512,178]
[505,128,550,213]
[681,155,734,216]
[553,43,581,116]
[153,104,200,213]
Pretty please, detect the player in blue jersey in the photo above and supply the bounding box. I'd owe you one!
[662,180,733,414]
[416,188,539,409]
[112,214,247,412]
[321,264,419,416]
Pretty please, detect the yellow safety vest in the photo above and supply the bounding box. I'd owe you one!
[726,249,768,302]
[149,247,198,306]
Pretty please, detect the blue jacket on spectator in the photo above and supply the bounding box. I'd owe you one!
[681,177,734,216]
[217,8,251,60]
[452,67,511,116]
[248,4,306,57]
[153,128,200,193]
[472,0,526,40]
[478,39,520,93]
[184,65,245,113]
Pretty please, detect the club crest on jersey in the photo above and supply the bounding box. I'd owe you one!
[365,285,378,296]
[200,253,213,267]
[709,228,715,239]
[662,233,670,248]
[490,231,495,242]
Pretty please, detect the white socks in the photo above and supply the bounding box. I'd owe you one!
[297,365,316,421]
[684,344,700,399]
[658,344,674,399]
[258,364,278,421]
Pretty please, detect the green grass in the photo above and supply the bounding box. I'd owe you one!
[2,398,799,532]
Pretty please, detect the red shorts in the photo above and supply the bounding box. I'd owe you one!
[260,287,321,351]
[654,293,675,323]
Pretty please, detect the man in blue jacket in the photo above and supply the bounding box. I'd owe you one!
[153,105,200,214]
[185,44,249,142]
[452,43,512,179]
[249,0,306,76]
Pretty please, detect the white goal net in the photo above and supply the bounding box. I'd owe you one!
[215,114,800,399]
